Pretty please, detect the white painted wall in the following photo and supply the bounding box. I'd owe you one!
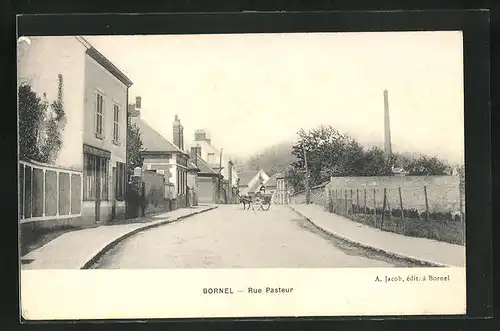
[83,53,127,162]
[17,36,86,171]
[190,140,239,186]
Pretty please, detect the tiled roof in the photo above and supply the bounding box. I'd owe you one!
[130,117,186,154]
[237,171,261,186]
[195,157,219,176]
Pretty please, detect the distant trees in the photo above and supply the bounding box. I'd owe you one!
[241,141,294,176]
[285,125,452,190]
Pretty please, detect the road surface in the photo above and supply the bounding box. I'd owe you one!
[91,205,415,268]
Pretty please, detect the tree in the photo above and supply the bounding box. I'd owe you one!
[40,74,66,163]
[18,84,46,162]
[404,155,451,176]
[19,75,67,164]
[362,147,392,176]
[127,121,144,176]
[291,125,361,186]
[283,164,304,193]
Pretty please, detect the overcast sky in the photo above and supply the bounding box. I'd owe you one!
[85,31,464,164]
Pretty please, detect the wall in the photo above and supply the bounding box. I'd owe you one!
[291,176,464,214]
[291,185,329,209]
[17,36,86,171]
[197,176,217,204]
[83,53,127,161]
[142,170,168,214]
[327,175,463,213]
[81,52,128,223]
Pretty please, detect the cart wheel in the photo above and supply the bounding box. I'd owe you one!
[261,201,271,211]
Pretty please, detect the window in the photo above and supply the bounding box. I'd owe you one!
[113,103,120,144]
[83,153,109,201]
[95,92,104,138]
[177,169,180,194]
[207,153,215,164]
[116,162,126,201]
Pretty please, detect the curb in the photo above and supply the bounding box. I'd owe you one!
[288,205,449,268]
[81,205,218,269]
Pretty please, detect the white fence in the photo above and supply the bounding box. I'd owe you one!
[19,160,83,223]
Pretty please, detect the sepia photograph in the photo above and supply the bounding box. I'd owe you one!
[19,31,467,319]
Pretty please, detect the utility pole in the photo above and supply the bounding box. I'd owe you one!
[218,148,223,202]
[303,144,310,204]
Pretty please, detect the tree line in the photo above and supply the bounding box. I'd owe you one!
[283,125,462,193]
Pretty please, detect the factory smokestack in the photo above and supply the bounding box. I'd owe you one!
[383,89,392,160]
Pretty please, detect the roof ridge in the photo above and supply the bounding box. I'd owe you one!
[132,117,186,155]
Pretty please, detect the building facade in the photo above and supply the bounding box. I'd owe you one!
[274,173,288,204]
[18,36,132,228]
[189,130,239,187]
[189,147,221,204]
[129,104,191,209]
[81,39,132,223]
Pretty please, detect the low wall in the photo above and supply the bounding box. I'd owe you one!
[327,175,464,214]
[291,176,464,214]
[290,184,329,208]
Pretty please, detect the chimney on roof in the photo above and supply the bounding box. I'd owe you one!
[128,96,142,118]
[194,129,206,142]
[190,147,199,166]
[173,115,184,151]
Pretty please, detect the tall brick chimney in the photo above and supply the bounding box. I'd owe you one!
[173,115,184,151]
[383,89,392,160]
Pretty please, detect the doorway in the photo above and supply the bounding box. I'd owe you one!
[111,166,117,220]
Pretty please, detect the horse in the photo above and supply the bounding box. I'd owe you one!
[237,193,252,210]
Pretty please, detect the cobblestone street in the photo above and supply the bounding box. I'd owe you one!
[91,205,416,268]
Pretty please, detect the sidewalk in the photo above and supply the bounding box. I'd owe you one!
[21,205,217,270]
[289,204,465,267]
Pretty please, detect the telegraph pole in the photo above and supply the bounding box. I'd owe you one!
[303,144,310,204]
[218,148,223,202]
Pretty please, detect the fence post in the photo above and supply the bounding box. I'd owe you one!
[398,187,405,229]
[373,188,377,225]
[344,189,348,216]
[424,185,429,221]
[364,188,367,215]
[381,188,387,229]
[350,189,354,216]
[356,189,359,216]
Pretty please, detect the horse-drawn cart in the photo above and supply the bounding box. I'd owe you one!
[238,192,272,211]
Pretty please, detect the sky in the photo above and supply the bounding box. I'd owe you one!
[85,31,464,164]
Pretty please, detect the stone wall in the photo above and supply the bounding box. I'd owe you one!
[291,175,464,215]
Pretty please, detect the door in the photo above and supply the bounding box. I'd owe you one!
[94,160,101,223]
[111,166,117,220]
